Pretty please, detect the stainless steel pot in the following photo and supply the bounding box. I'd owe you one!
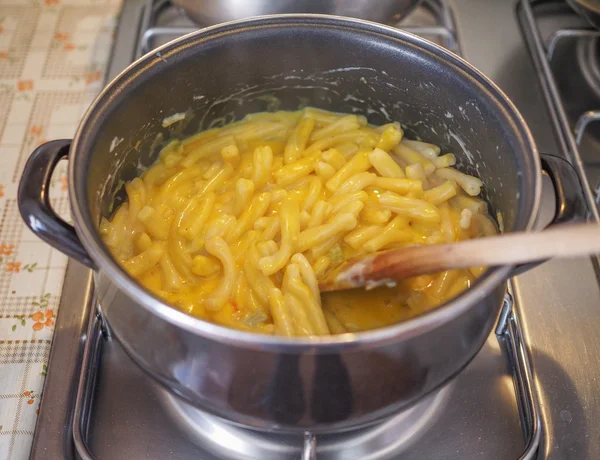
[172,0,422,25]
[18,15,585,433]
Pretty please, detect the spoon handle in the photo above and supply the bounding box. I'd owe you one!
[320,221,600,291]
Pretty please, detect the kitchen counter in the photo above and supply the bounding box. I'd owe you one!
[0,0,121,458]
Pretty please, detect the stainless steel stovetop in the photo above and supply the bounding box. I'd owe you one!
[30,1,600,459]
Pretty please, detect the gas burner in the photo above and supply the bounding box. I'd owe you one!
[156,383,452,460]
[576,35,600,100]
[68,294,539,459]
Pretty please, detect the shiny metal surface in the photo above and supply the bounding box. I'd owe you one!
[28,262,94,460]
[29,0,600,458]
[72,310,102,460]
[516,1,600,458]
[518,0,600,223]
[73,300,534,459]
[497,291,542,460]
[56,10,547,431]
[137,0,459,57]
[303,432,317,460]
[171,0,422,26]
[155,378,453,459]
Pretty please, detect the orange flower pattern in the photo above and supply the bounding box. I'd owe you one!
[31,310,54,331]
[6,262,20,273]
[0,2,120,455]
[0,243,14,256]
[30,125,43,137]
[17,80,33,92]
[85,71,101,85]
[23,390,39,406]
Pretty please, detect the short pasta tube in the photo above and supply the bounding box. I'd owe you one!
[393,143,435,176]
[310,115,360,142]
[204,237,236,311]
[333,172,377,196]
[273,152,320,187]
[379,191,441,223]
[368,148,405,178]
[372,177,423,195]
[401,139,440,160]
[284,117,316,165]
[376,124,404,151]
[182,193,216,241]
[344,224,383,249]
[258,196,300,276]
[297,213,357,253]
[326,150,371,192]
[362,216,412,252]
[251,145,274,189]
[435,167,483,196]
[123,243,164,277]
[233,178,255,217]
[269,288,294,337]
[423,180,458,205]
[321,148,347,170]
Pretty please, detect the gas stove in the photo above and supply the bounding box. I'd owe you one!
[30,1,600,459]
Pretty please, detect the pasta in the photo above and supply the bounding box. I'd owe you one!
[100,108,498,337]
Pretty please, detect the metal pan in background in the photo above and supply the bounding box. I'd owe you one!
[171,0,422,25]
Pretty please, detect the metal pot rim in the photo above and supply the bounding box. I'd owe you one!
[69,14,541,351]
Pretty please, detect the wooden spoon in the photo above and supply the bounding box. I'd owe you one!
[318,221,600,292]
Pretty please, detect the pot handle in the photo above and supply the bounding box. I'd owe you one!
[538,153,588,225]
[509,153,587,277]
[18,140,96,270]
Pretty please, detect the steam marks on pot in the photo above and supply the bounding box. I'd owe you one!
[188,68,402,132]
[109,137,124,153]
[449,131,474,165]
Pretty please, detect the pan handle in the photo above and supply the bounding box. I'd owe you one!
[18,140,96,270]
[509,153,587,277]
[538,153,588,225]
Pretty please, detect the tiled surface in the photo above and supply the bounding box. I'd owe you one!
[0,0,121,457]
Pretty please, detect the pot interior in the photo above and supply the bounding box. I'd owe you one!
[76,16,538,271]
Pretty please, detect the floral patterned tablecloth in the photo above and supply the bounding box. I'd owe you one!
[0,0,121,458]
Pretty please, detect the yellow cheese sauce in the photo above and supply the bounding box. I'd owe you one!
[100,108,497,336]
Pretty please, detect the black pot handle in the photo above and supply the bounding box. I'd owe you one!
[510,153,587,277]
[538,153,588,225]
[18,140,96,270]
